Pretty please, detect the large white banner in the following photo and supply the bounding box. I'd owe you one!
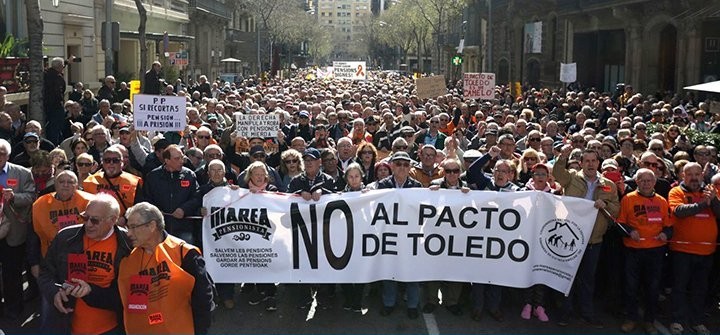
[202,188,598,295]
[332,61,367,80]
[133,94,186,131]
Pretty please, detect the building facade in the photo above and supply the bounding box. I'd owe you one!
[466,0,720,93]
[316,0,372,60]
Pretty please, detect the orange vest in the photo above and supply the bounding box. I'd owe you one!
[83,171,142,217]
[617,191,672,249]
[71,233,119,335]
[32,190,94,257]
[118,235,197,335]
[668,186,718,255]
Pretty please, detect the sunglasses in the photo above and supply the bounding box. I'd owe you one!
[82,215,107,225]
[24,139,38,144]
[529,138,541,142]
[360,151,373,155]
[641,162,659,168]
[252,154,266,159]
[197,135,211,140]
[444,168,461,174]
[394,145,408,150]
[103,158,121,164]
[76,162,93,167]
[284,159,299,164]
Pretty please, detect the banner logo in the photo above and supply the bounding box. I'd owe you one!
[210,207,273,241]
[539,219,584,262]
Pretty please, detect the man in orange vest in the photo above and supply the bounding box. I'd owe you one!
[119,202,214,335]
[37,193,132,334]
[83,146,143,226]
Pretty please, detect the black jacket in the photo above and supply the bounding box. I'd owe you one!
[38,225,132,334]
[142,166,200,235]
[97,85,117,104]
[287,170,336,195]
[143,69,162,95]
[375,175,422,189]
[43,67,66,113]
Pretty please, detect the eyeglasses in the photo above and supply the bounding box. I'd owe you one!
[696,152,710,156]
[650,147,663,152]
[24,139,38,144]
[360,151,373,155]
[284,159,299,164]
[102,157,121,164]
[430,120,440,124]
[206,153,222,159]
[82,214,109,225]
[444,168,461,174]
[197,135,211,140]
[641,161,659,168]
[529,138,541,142]
[76,162,93,167]
[533,172,548,177]
[393,162,410,167]
[127,220,153,231]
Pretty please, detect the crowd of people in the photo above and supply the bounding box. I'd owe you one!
[0,58,714,334]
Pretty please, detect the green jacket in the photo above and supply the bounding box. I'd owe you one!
[553,156,620,244]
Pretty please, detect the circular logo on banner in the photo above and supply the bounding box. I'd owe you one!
[539,219,585,262]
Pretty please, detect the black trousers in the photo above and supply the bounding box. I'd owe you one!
[0,239,26,315]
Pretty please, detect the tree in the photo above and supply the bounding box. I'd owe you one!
[306,24,333,65]
[407,0,466,74]
[25,0,44,124]
[135,0,148,86]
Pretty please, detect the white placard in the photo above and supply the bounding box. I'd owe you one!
[203,188,598,295]
[333,61,367,80]
[234,113,280,138]
[464,73,496,100]
[560,63,577,83]
[132,94,186,131]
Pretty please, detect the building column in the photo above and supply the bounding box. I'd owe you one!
[683,22,701,87]
[625,23,642,89]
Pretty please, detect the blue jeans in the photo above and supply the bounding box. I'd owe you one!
[561,242,602,318]
[671,251,712,326]
[624,246,664,321]
[382,281,419,308]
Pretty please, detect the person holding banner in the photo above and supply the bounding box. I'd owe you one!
[119,202,214,335]
[339,163,367,313]
[424,158,469,316]
[616,168,672,334]
[376,151,423,319]
[553,146,619,328]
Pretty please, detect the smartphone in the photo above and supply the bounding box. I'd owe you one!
[55,282,75,290]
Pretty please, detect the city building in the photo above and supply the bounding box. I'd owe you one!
[316,0,372,60]
[187,0,231,81]
[466,0,720,93]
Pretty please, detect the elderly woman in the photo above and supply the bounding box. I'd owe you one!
[517,149,541,185]
[74,153,96,184]
[340,163,368,312]
[424,158,468,316]
[119,202,214,335]
[278,149,303,192]
[239,161,280,311]
[355,142,377,185]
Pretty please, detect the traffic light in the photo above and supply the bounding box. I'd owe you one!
[451,55,463,66]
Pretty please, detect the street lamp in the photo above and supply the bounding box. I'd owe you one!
[52,0,60,7]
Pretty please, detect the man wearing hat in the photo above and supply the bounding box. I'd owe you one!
[139,134,171,177]
[375,151,423,319]
[237,145,281,190]
[11,132,42,167]
[286,111,315,143]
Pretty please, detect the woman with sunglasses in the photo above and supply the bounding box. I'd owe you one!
[278,149,304,192]
[355,142,377,185]
[517,149,541,185]
[424,158,469,316]
[74,153,96,184]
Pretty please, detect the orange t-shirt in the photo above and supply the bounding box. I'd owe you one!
[617,191,672,249]
[668,186,718,255]
[32,190,94,257]
[71,233,118,335]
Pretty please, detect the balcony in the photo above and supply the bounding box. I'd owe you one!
[189,0,230,20]
[226,28,256,44]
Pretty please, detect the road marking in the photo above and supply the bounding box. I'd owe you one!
[423,312,440,335]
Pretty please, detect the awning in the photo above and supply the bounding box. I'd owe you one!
[684,80,720,93]
[120,31,195,43]
[220,57,242,63]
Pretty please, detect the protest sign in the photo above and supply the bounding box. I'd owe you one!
[415,76,447,99]
[133,94,186,131]
[464,73,496,100]
[203,188,598,295]
[560,63,577,83]
[234,113,280,138]
[332,61,367,80]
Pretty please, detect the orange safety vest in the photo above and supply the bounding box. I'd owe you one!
[83,171,142,217]
[72,233,119,335]
[32,190,94,257]
[118,235,197,335]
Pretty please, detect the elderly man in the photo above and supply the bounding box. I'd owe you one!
[376,151,423,319]
[97,75,118,103]
[553,147,619,328]
[0,138,35,321]
[83,147,143,224]
[38,193,131,334]
[142,61,162,95]
[617,168,672,334]
[409,144,444,187]
[666,164,720,335]
[119,202,214,335]
[143,145,199,244]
